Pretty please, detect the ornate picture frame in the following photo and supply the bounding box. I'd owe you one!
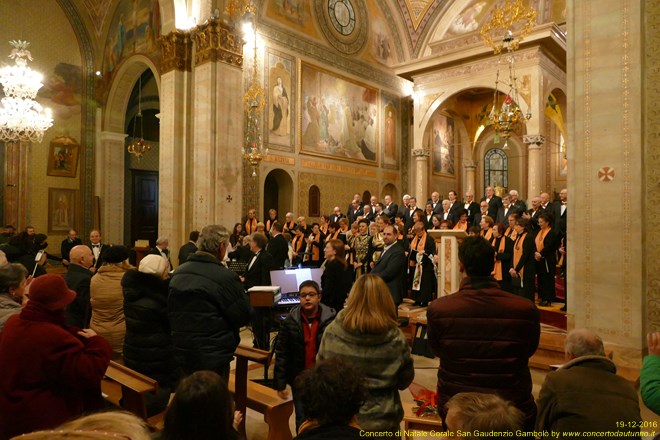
[265,48,296,152]
[429,114,456,176]
[46,136,79,178]
[48,188,78,234]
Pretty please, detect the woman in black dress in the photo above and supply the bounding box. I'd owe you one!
[321,238,353,311]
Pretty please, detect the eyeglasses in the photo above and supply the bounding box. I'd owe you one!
[298,292,318,299]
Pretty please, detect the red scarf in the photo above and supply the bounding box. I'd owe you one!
[301,311,320,369]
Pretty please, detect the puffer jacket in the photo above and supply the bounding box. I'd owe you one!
[427,276,540,428]
[274,304,336,391]
[316,310,414,432]
[122,270,178,389]
[168,252,252,374]
[90,264,130,354]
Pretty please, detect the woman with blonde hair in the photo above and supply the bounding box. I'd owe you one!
[317,274,414,434]
[16,411,151,440]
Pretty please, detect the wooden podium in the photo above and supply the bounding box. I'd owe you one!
[428,230,467,297]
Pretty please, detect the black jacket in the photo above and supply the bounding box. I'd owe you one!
[267,234,289,269]
[243,250,274,289]
[168,252,253,374]
[295,425,362,440]
[122,270,178,388]
[63,263,93,328]
[320,259,353,311]
[177,242,197,265]
[274,304,336,391]
[61,237,82,265]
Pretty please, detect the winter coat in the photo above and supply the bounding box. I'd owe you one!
[122,270,178,389]
[168,252,252,374]
[536,356,641,437]
[90,264,130,354]
[0,302,111,438]
[641,354,660,415]
[274,304,336,390]
[427,276,540,428]
[0,293,21,334]
[63,263,93,328]
[317,310,415,432]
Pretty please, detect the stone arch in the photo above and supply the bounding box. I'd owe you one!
[262,168,295,220]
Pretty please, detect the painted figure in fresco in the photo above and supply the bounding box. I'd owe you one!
[385,109,396,162]
[271,77,289,136]
[303,96,321,146]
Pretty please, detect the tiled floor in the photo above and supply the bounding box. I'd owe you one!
[234,327,660,440]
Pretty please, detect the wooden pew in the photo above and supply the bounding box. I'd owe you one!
[101,361,158,421]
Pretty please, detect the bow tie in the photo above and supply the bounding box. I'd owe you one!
[92,244,100,248]
[562,202,567,205]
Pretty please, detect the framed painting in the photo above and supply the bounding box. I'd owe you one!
[299,61,379,165]
[381,93,399,169]
[429,114,455,176]
[47,136,79,177]
[265,48,296,152]
[48,188,78,234]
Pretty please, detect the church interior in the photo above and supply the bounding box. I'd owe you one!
[0,0,659,434]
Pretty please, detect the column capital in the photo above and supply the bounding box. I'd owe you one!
[463,161,477,170]
[523,134,546,147]
[192,18,243,68]
[159,30,193,73]
[411,148,431,158]
[99,131,128,142]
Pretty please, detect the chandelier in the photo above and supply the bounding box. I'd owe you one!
[0,40,53,143]
[228,0,267,177]
[127,74,150,159]
[480,0,537,150]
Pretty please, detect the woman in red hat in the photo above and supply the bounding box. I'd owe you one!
[0,273,112,439]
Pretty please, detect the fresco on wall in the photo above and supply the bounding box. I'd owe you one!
[265,49,295,151]
[300,62,379,165]
[101,0,160,90]
[381,93,399,169]
[266,0,318,37]
[40,63,82,119]
[429,114,455,175]
[446,1,487,36]
[368,13,394,66]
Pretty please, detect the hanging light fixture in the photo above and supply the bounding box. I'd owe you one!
[0,40,53,143]
[127,75,150,159]
[227,0,267,177]
[480,0,537,150]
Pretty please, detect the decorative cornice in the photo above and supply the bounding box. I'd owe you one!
[523,134,546,145]
[160,30,193,73]
[191,19,243,68]
[412,148,431,158]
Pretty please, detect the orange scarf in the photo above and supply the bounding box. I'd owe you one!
[309,233,321,261]
[453,220,468,231]
[481,228,493,242]
[504,226,517,241]
[493,236,506,280]
[535,226,551,252]
[409,233,427,267]
[320,224,328,234]
[245,218,257,235]
[292,235,304,253]
[283,221,295,233]
[513,231,528,277]
[265,218,278,233]
[325,230,340,243]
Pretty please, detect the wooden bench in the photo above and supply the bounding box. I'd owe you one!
[402,401,443,439]
[228,373,293,440]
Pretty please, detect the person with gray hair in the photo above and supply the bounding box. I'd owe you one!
[445,392,523,436]
[535,328,641,437]
[147,236,172,271]
[168,225,252,378]
[0,263,29,333]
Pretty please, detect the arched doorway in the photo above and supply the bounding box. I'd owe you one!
[382,183,399,202]
[263,169,294,221]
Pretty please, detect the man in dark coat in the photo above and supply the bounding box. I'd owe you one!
[267,222,289,269]
[370,224,407,307]
[168,224,252,378]
[480,186,503,219]
[177,230,199,265]
[63,245,95,328]
[536,329,641,437]
[88,230,109,272]
[147,237,173,271]
[60,228,82,267]
[427,236,540,430]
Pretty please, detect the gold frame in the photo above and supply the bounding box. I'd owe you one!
[46,136,79,178]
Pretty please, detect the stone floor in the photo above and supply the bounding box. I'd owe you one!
[233,326,660,440]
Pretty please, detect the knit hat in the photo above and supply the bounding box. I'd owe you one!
[139,254,169,276]
[104,245,129,264]
[28,274,76,311]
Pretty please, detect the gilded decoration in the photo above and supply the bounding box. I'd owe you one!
[300,159,377,177]
[314,0,368,55]
[159,31,192,73]
[192,19,244,67]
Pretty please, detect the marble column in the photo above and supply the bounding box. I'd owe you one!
[97,131,126,244]
[464,162,476,195]
[191,19,244,229]
[523,134,545,199]
[411,148,430,200]
[159,30,192,263]
[3,141,28,229]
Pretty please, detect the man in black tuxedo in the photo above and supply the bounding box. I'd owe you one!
[329,206,345,224]
[552,188,567,239]
[540,192,554,212]
[480,186,503,219]
[63,245,94,328]
[397,194,411,218]
[404,197,423,232]
[382,195,398,220]
[88,230,109,272]
[463,192,480,225]
[472,201,490,227]
[448,191,463,222]
[148,237,173,271]
[178,230,199,265]
[496,196,519,224]
[347,200,362,225]
[440,199,453,223]
[523,196,545,231]
[429,192,443,216]
[509,189,527,213]
[60,228,82,267]
[370,224,407,309]
[266,222,289,269]
[362,204,376,223]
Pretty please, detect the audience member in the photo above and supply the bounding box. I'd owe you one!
[90,245,132,355]
[320,238,353,311]
[294,357,367,439]
[16,411,151,440]
[162,370,241,440]
[275,280,336,429]
[0,274,111,438]
[642,331,660,415]
[536,329,641,437]
[60,228,82,267]
[317,274,414,433]
[427,236,540,429]
[0,263,28,333]
[168,225,252,378]
[444,392,523,437]
[64,245,95,328]
[0,224,15,245]
[177,230,199,265]
[122,254,178,416]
